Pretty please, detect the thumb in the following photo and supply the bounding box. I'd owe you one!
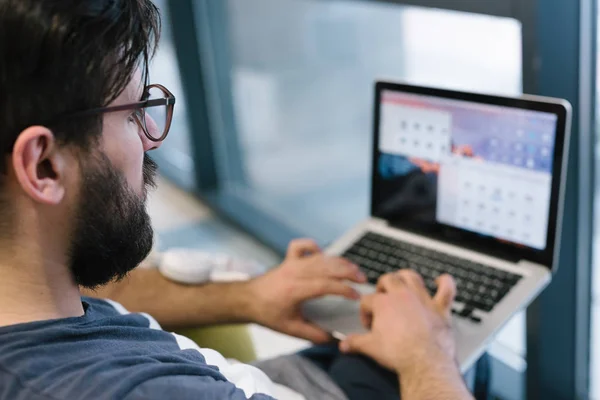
[339,333,374,355]
[287,239,321,259]
[434,274,456,312]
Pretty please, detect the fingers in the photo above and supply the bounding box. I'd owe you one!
[298,255,366,283]
[339,333,375,356]
[359,293,376,329]
[398,270,432,301]
[287,239,321,259]
[284,320,332,344]
[376,272,404,293]
[376,270,432,306]
[396,269,426,291]
[434,274,456,314]
[377,270,425,294]
[320,258,366,283]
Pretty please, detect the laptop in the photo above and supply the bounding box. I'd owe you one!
[303,81,572,372]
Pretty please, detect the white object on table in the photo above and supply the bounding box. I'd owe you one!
[158,248,267,285]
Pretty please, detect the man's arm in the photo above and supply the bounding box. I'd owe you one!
[82,267,256,331]
[83,239,366,340]
[400,356,473,400]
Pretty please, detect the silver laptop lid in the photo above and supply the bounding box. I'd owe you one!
[371,81,571,271]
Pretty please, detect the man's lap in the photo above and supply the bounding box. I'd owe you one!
[254,346,490,400]
[253,345,400,400]
[252,351,348,400]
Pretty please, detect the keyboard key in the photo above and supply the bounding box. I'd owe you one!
[366,270,379,282]
[393,250,406,258]
[350,255,363,266]
[462,292,473,304]
[506,273,522,285]
[425,279,437,293]
[445,265,457,276]
[456,269,469,279]
[459,306,474,318]
[492,269,509,280]
[481,298,495,312]
[496,288,510,302]
[481,266,497,278]
[490,279,504,289]
[371,262,388,273]
[470,315,482,323]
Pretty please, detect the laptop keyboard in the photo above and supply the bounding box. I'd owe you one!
[342,232,522,321]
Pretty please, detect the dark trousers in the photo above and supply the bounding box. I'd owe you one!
[300,345,490,400]
[299,345,400,400]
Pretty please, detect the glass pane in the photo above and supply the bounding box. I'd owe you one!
[204,0,525,373]
[149,0,195,188]
[220,0,522,243]
[144,87,169,140]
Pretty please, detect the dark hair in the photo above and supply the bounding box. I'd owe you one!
[0,0,161,169]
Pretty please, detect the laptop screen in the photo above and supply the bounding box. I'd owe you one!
[372,84,569,265]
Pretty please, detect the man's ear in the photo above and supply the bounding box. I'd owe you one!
[11,126,69,205]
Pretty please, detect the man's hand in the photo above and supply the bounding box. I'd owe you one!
[340,270,456,372]
[339,270,472,399]
[247,239,366,343]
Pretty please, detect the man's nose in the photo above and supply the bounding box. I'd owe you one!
[141,114,164,151]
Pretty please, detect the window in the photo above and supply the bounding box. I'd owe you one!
[204,0,522,243]
[149,0,195,189]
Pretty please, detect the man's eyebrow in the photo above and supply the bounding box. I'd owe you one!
[114,90,144,112]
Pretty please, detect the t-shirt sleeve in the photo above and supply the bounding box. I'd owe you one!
[124,375,277,400]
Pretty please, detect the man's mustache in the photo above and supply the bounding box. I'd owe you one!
[143,154,158,190]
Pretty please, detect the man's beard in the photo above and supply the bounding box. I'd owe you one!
[69,152,158,289]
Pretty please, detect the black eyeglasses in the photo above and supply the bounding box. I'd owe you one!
[65,83,176,142]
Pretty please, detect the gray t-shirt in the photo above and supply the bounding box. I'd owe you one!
[0,297,280,400]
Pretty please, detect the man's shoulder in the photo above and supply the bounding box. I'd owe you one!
[0,299,225,399]
[0,362,275,400]
[0,299,279,400]
[124,375,277,400]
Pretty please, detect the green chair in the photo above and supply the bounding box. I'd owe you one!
[176,324,257,363]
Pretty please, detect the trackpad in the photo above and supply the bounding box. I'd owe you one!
[303,296,367,337]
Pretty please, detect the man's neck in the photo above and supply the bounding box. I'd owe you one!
[0,246,84,328]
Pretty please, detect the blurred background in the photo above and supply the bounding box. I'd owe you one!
[146,1,598,398]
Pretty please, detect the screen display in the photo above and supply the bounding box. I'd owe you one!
[374,90,559,250]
